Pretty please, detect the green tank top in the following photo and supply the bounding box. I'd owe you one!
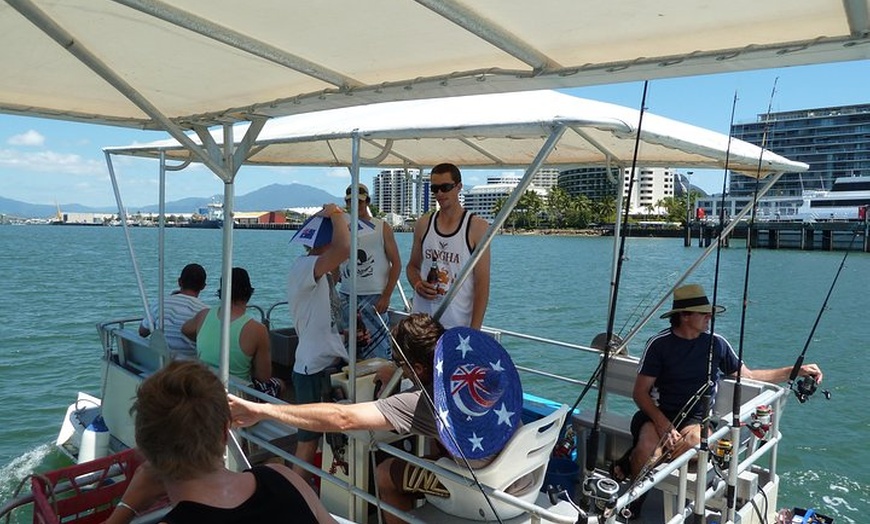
[197,308,254,381]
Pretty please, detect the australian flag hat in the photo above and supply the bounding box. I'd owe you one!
[433,327,522,460]
[290,214,376,248]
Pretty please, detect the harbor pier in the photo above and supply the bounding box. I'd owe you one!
[685,220,869,252]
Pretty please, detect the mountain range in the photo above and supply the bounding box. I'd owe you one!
[0,183,341,218]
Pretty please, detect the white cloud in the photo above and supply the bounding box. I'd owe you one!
[0,148,104,176]
[7,130,45,146]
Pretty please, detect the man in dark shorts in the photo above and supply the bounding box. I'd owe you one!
[623,284,824,483]
[229,313,523,524]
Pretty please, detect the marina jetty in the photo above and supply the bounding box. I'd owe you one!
[686,220,869,252]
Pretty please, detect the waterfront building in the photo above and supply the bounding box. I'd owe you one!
[233,211,287,225]
[730,104,870,197]
[463,179,548,222]
[372,168,426,218]
[558,166,676,216]
[530,168,560,190]
[695,104,870,222]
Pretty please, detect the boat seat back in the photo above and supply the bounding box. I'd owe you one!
[114,328,165,374]
[424,405,569,521]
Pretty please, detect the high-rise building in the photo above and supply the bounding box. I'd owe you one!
[730,104,870,197]
[461,170,554,223]
[463,179,547,223]
[531,168,560,190]
[558,166,676,215]
[371,168,429,219]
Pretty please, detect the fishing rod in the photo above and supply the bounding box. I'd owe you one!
[721,81,778,524]
[703,89,741,524]
[372,313,506,524]
[620,93,740,521]
[583,80,649,514]
[786,235,855,402]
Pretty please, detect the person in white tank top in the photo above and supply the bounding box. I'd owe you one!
[406,163,491,329]
[338,183,401,359]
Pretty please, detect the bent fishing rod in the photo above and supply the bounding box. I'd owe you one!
[786,234,855,402]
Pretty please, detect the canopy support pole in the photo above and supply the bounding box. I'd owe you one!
[8,0,233,177]
[104,152,152,331]
[433,124,567,323]
[617,171,784,351]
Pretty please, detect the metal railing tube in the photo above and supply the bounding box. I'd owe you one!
[373,442,578,524]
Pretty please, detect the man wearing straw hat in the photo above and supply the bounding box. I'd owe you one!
[617,283,824,486]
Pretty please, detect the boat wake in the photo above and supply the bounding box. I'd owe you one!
[0,444,53,502]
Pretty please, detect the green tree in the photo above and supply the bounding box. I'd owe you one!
[515,190,544,229]
[592,195,617,224]
[564,194,593,228]
[546,187,571,228]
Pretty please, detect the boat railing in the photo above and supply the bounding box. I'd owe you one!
[612,385,788,521]
[96,317,144,355]
[93,311,788,523]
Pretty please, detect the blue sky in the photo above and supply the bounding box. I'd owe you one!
[1,60,868,208]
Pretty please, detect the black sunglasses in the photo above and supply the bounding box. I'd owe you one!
[430,182,457,194]
[391,352,407,367]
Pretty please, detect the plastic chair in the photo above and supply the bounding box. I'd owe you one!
[425,404,570,521]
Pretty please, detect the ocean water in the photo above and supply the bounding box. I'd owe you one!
[0,225,867,522]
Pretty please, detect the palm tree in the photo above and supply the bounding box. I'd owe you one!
[546,187,571,228]
[516,190,544,229]
[593,195,617,224]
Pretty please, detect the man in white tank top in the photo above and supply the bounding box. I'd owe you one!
[338,183,401,360]
[406,163,491,329]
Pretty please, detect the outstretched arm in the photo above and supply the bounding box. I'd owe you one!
[228,394,394,432]
[739,362,823,384]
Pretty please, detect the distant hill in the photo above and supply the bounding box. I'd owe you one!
[0,196,105,218]
[0,183,341,218]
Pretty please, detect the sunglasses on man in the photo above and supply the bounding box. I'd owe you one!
[430,182,457,194]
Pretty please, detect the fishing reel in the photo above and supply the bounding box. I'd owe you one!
[793,375,831,403]
[711,437,733,470]
[581,475,620,514]
[747,404,773,439]
[553,427,577,459]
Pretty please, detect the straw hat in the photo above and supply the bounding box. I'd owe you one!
[660,284,726,318]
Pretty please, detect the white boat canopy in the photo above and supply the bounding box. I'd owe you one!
[106,90,808,178]
[2,0,869,130]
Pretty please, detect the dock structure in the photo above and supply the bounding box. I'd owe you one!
[685,220,869,252]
